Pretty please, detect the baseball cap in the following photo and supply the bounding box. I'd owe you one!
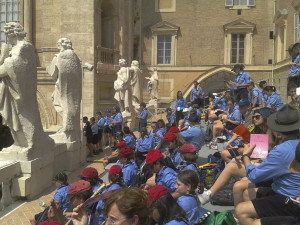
[147,185,169,204]
[238,99,250,106]
[146,149,163,164]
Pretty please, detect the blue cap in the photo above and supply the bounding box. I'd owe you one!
[106,109,111,113]
[254,108,271,118]
[238,99,250,106]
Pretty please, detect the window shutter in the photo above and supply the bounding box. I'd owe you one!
[225,0,233,7]
[248,0,255,6]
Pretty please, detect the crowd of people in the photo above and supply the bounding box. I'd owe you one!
[33,60,300,225]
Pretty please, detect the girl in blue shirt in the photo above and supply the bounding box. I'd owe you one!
[263,86,284,111]
[176,171,211,225]
[175,91,187,125]
[148,185,191,225]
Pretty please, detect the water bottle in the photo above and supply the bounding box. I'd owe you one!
[39,202,47,207]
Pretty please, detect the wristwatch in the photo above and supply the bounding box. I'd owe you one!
[241,154,250,162]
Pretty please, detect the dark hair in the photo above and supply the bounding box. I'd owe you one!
[239,64,245,71]
[90,117,96,122]
[177,170,203,194]
[123,126,130,134]
[226,97,235,104]
[176,91,183,99]
[151,193,188,225]
[288,83,297,91]
[252,109,269,134]
[208,93,215,99]
[108,173,123,183]
[96,112,102,116]
[157,119,165,128]
[104,188,150,225]
[259,80,267,88]
[73,189,93,202]
[151,121,158,127]
[180,153,198,162]
[193,81,198,85]
[225,90,233,96]
[80,177,101,187]
[250,81,255,86]
[263,86,276,92]
[83,116,88,121]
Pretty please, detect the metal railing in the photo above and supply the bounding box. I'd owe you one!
[96,46,119,65]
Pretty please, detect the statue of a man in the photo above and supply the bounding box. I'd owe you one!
[46,38,82,142]
[114,59,132,116]
[147,67,159,100]
[0,22,48,151]
[130,60,143,112]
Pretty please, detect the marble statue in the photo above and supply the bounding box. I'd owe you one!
[130,60,143,112]
[114,59,132,117]
[147,67,159,104]
[0,22,51,155]
[47,38,82,142]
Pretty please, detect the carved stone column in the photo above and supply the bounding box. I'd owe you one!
[23,0,33,43]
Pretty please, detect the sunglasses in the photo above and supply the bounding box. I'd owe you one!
[252,115,262,120]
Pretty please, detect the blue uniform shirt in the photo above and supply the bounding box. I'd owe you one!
[165,220,188,225]
[54,185,70,212]
[177,194,205,224]
[288,54,300,77]
[191,87,203,101]
[105,116,112,126]
[266,93,284,111]
[178,161,199,175]
[235,72,250,89]
[166,113,175,124]
[97,118,105,130]
[227,107,241,124]
[175,98,187,111]
[155,166,178,193]
[181,125,205,151]
[136,135,154,153]
[113,112,123,126]
[124,135,136,149]
[167,148,183,167]
[158,127,166,136]
[122,162,137,187]
[150,129,164,146]
[139,108,148,123]
[249,87,262,106]
[246,139,300,198]
[213,97,226,110]
[92,183,101,193]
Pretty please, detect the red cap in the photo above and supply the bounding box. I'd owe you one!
[164,132,177,141]
[117,141,127,148]
[168,126,180,134]
[119,147,134,157]
[67,180,91,195]
[147,185,169,204]
[180,144,196,154]
[108,165,123,177]
[80,167,99,179]
[39,222,62,225]
[146,149,163,164]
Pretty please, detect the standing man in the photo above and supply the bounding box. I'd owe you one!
[232,64,251,103]
[104,109,113,148]
[248,82,262,109]
[136,102,148,132]
[190,81,204,110]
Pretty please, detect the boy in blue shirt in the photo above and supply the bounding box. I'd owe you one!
[96,112,105,152]
[166,108,176,126]
[136,102,148,132]
[104,109,113,147]
[232,64,251,103]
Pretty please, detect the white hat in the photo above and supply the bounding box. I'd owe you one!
[183,108,189,113]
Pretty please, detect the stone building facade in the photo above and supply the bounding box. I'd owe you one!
[8,0,299,128]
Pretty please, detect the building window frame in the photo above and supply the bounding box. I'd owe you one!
[151,21,179,66]
[231,33,245,64]
[0,0,20,45]
[223,19,255,65]
[274,9,288,63]
[157,35,172,65]
[155,0,176,13]
[225,0,255,8]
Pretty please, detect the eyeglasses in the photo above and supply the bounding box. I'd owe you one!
[252,115,261,120]
[106,217,127,225]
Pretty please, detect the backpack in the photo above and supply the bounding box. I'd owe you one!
[205,123,213,143]
[206,210,237,225]
[210,176,236,206]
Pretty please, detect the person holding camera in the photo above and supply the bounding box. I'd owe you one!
[232,64,251,103]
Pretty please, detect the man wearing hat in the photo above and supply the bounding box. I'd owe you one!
[146,149,178,193]
[181,114,205,151]
[236,105,300,225]
[136,102,148,132]
[164,132,183,167]
[232,64,250,103]
[119,147,137,187]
